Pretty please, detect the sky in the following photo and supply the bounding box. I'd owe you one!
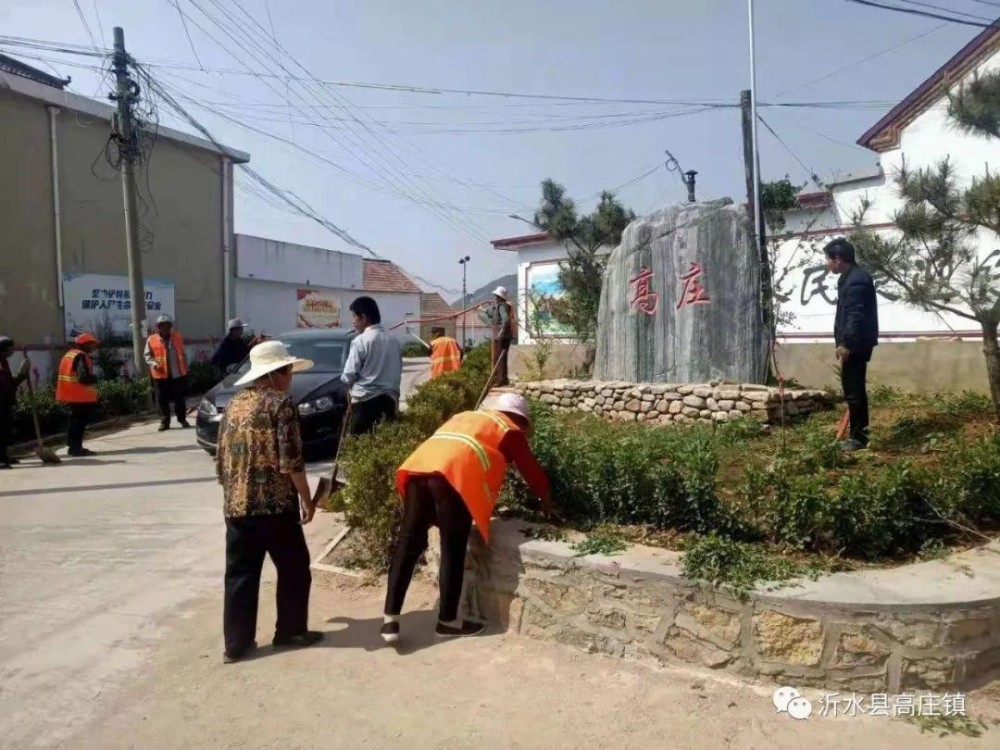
[1,0,991,298]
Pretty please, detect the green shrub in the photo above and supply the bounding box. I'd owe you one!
[95,378,152,418]
[401,342,426,358]
[682,533,807,596]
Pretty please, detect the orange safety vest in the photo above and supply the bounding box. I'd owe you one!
[55,349,98,404]
[147,332,189,379]
[429,336,462,378]
[396,409,518,542]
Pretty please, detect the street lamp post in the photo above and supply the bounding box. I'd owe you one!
[459,255,471,348]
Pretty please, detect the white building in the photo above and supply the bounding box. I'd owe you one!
[774,24,1000,345]
[490,232,610,345]
[231,234,421,340]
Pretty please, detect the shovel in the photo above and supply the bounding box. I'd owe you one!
[21,349,61,465]
[312,398,353,507]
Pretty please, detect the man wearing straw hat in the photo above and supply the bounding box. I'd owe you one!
[216,340,324,663]
[381,392,555,643]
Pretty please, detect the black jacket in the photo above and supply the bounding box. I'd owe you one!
[834,264,879,352]
[211,336,251,372]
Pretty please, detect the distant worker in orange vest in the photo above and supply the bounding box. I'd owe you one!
[428,325,462,379]
[55,333,100,457]
[144,314,191,431]
[381,392,556,643]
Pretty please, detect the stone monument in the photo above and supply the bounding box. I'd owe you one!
[594,198,767,384]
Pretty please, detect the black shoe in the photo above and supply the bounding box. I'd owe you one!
[380,621,400,644]
[0,463,10,470]
[179,420,192,429]
[435,620,486,638]
[272,631,324,648]
[8,457,20,465]
[158,423,170,432]
[839,439,866,453]
[68,448,96,457]
[223,640,257,664]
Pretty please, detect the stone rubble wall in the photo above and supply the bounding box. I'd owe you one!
[461,522,1000,693]
[510,379,832,425]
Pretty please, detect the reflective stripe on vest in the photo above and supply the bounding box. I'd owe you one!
[55,349,98,404]
[396,409,517,542]
[429,337,461,379]
[148,332,189,379]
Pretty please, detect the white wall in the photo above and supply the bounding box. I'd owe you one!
[773,51,1000,344]
[235,234,363,289]
[233,278,419,342]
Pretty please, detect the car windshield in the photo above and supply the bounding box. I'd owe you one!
[224,337,350,385]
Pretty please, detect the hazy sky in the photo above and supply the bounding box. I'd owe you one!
[2,0,987,297]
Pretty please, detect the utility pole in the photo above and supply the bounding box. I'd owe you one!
[110,27,147,373]
[741,89,773,333]
[459,255,470,347]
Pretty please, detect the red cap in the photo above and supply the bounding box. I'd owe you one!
[75,333,100,346]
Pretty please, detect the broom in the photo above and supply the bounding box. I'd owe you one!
[21,349,61,464]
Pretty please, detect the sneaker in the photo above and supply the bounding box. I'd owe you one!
[272,631,324,648]
[435,620,486,638]
[223,640,257,664]
[839,439,866,453]
[380,621,400,644]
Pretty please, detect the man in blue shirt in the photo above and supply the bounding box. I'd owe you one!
[342,297,403,436]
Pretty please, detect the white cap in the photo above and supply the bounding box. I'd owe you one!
[492,392,530,421]
[492,285,509,301]
[234,340,313,387]
[156,314,173,325]
[227,318,245,330]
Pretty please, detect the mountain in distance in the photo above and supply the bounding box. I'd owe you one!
[451,273,517,309]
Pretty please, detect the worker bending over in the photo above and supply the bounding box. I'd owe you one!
[428,325,462,378]
[381,392,554,643]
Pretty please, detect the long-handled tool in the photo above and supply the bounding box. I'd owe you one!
[834,409,850,442]
[475,345,509,410]
[21,349,61,464]
[312,398,353,506]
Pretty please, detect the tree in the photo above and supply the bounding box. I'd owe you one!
[849,71,1000,421]
[532,179,636,371]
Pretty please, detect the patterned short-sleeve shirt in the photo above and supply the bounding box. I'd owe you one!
[216,387,305,517]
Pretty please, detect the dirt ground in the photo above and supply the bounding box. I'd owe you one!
[70,575,1000,750]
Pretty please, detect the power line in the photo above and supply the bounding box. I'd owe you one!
[893,0,994,22]
[757,113,823,189]
[167,0,205,70]
[843,0,997,27]
[773,23,946,97]
[69,0,100,50]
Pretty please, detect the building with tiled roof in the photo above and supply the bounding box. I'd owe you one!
[419,293,457,341]
[362,259,422,294]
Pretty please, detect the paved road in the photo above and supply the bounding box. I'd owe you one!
[1,357,997,749]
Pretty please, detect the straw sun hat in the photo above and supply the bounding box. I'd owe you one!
[234,340,313,386]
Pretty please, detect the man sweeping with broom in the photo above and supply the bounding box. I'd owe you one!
[380,392,556,643]
[55,334,100,457]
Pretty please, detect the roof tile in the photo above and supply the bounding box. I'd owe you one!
[363,259,422,294]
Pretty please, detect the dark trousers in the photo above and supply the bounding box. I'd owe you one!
[156,377,188,425]
[224,511,312,653]
[841,349,872,446]
[385,475,473,623]
[491,338,511,387]
[0,399,12,464]
[67,404,93,452]
[349,394,397,436]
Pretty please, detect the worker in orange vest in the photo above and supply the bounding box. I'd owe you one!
[428,325,462,379]
[144,314,191,432]
[55,333,100,457]
[381,392,556,643]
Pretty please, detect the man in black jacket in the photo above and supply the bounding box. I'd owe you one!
[825,238,879,451]
[0,336,31,469]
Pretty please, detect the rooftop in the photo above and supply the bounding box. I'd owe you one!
[490,232,552,251]
[362,259,422,294]
[0,53,70,89]
[0,56,250,163]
